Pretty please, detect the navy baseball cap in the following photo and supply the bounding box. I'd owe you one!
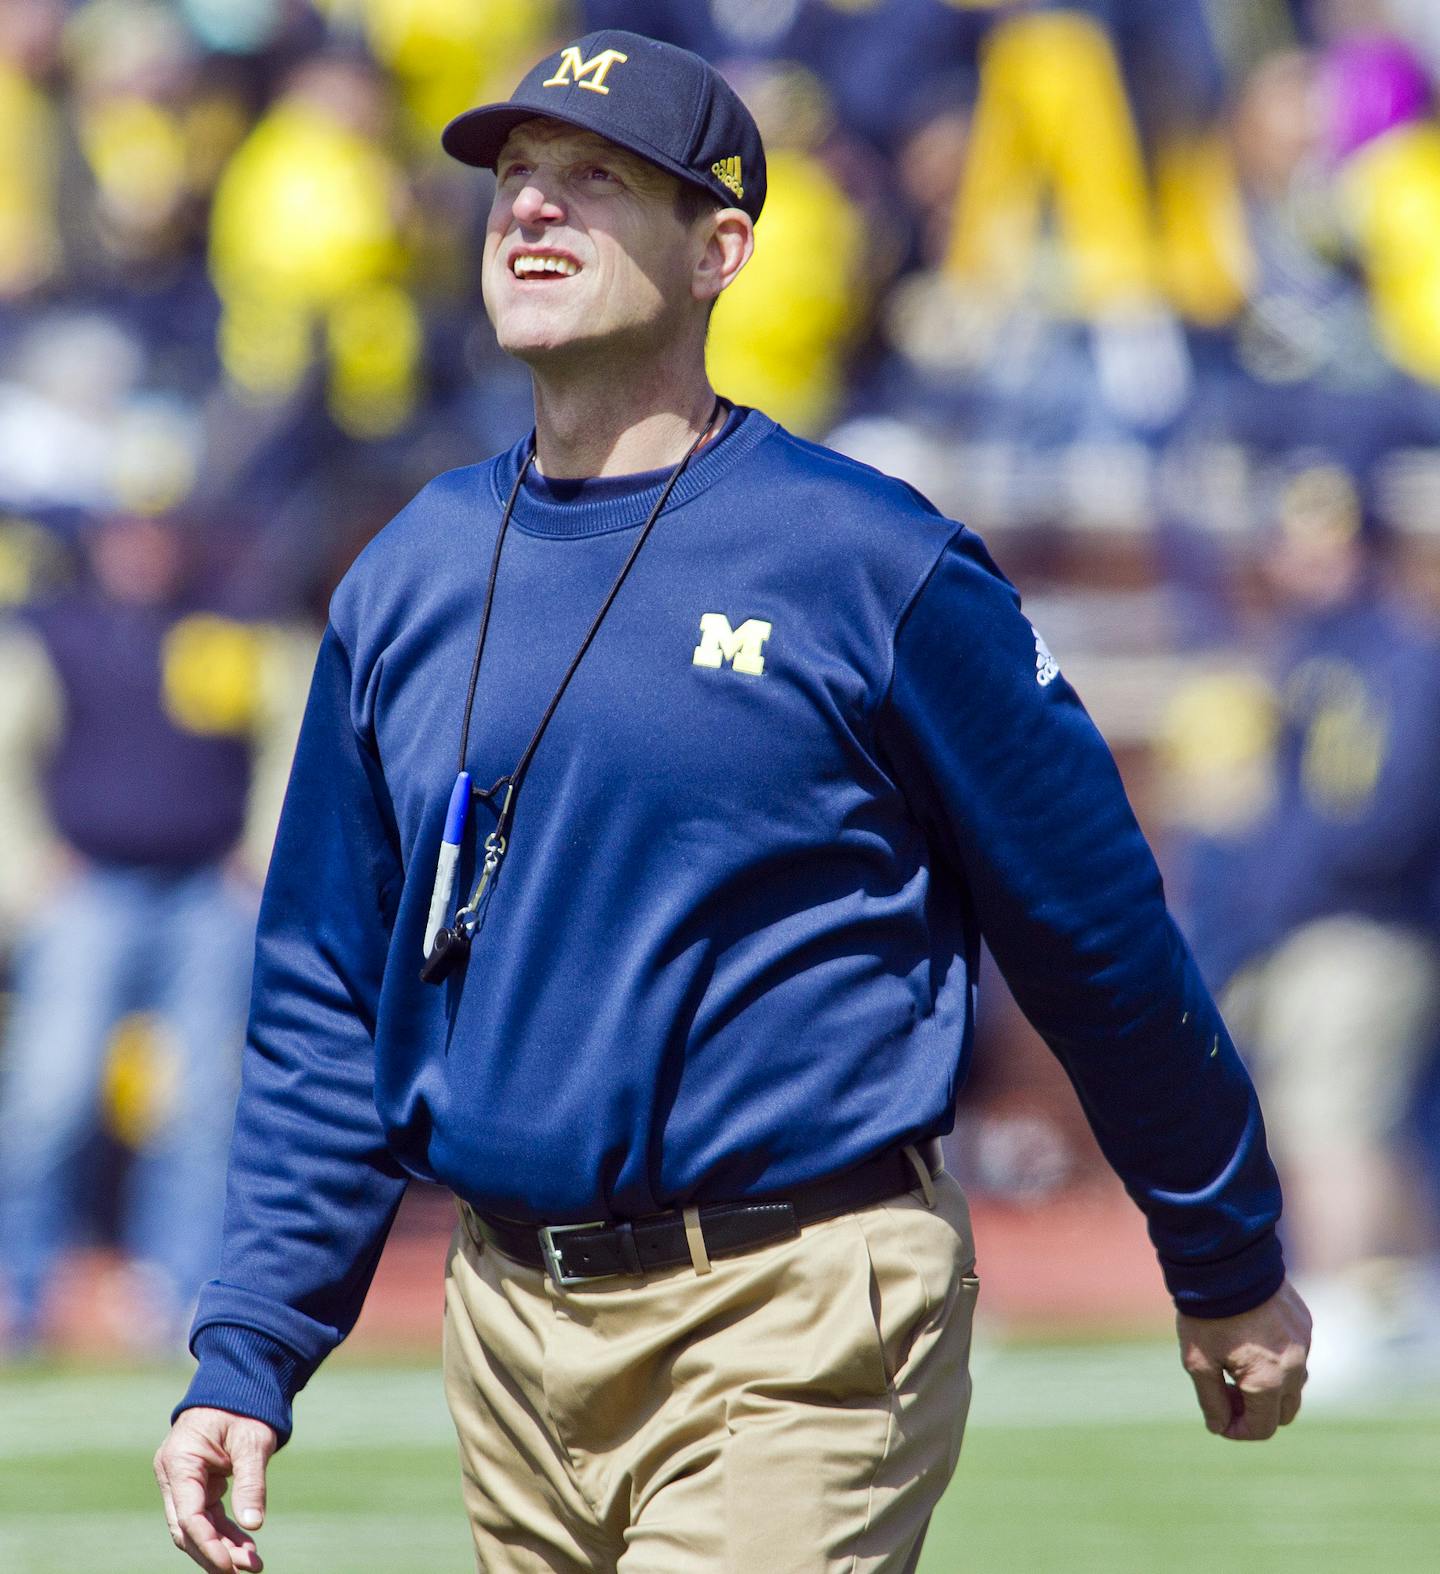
[441,30,766,223]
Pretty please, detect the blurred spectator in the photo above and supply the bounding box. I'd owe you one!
[0,511,70,614]
[61,0,238,374]
[893,98,969,272]
[0,312,152,509]
[0,513,286,1354]
[0,0,65,302]
[177,0,314,58]
[65,0,202,268]
[1325,32,1440,385]
[706,64,869,435]
[320,0,571,147]
[1163,462,1440,1389]
[1220,46,1361,390]
[208,49,421,439]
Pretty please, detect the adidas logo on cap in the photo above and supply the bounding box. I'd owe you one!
[711,156,744,200]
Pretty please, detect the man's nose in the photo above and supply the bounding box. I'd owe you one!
[511,178,565,227]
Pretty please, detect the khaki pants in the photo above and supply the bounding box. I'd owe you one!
[443,1171,980,1573]
[1223,916,1439,1160]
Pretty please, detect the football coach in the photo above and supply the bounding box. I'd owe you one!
[155,30,1311,1574]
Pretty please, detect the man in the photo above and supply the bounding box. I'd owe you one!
[0,512,262,1353]
[1171,462,1440,1391]
[155,30,1310,1574]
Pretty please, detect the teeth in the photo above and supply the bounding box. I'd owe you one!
[512,254,579,277]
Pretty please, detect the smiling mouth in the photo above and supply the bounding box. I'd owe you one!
[510,253,581,281]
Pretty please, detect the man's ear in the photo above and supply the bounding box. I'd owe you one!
[693,209,754,306]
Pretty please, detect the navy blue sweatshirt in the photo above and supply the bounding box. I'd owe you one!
[1182,591,1440,993]
[1260,595,1440,938]
[178,409,1283,1439]
[30,594,252,868]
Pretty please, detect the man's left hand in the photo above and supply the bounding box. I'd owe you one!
[1176,1277,1312,1441]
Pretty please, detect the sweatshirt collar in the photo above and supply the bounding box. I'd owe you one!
[490,404,773,538]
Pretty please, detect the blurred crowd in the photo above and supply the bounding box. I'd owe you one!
[2,0,1439,1387]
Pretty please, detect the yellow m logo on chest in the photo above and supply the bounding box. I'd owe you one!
[692,614,772,676]
[543,46,630,94]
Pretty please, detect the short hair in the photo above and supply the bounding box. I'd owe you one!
[673,182,726,326]
[674,181,724,227]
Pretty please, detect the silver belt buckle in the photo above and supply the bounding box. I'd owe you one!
[538,1220,610,1288]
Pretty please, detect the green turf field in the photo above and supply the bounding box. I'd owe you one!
[2,1338,1436,1572]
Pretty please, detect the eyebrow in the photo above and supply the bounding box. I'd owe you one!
[497,135,650,178]
[501,135,623,162]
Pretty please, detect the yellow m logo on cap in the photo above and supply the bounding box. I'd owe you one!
[692,614,772,676]
[543,46,630,94]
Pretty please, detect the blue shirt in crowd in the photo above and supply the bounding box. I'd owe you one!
[29,592,253,869]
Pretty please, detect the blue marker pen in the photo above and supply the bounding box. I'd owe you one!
[423,772,471,958]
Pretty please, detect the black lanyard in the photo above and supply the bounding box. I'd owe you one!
[421,401,724,985]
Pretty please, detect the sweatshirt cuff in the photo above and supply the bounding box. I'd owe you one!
[172,1324,313,1447]
[1159,1226,1287,1319]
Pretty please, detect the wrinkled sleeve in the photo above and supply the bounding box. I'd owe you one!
[877,528,1285,1317]
[173,622,408,1443]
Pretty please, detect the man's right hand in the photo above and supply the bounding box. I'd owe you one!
[154,1408,277,1572]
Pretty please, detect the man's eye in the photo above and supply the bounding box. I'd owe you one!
[502,163,532,181]
[584,166,619,183]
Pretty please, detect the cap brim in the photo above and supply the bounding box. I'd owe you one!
[440,100,733,212]
[441,102,557,169]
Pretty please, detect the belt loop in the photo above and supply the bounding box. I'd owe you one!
[615,1220,643,1277]
[682,1206,713,1276]
[902,1144,936,1209]
[455,1197,485,1254]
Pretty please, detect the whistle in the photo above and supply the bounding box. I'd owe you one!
[420,922,469,985]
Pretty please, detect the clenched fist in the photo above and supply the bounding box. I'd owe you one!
[1177,1277,1312,1441]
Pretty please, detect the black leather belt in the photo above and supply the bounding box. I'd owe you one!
[459,1139,942,1288]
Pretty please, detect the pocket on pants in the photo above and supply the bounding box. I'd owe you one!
[805,1219,897,1400]
[856,1177,976,1387]
[719,1217,895,1405]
